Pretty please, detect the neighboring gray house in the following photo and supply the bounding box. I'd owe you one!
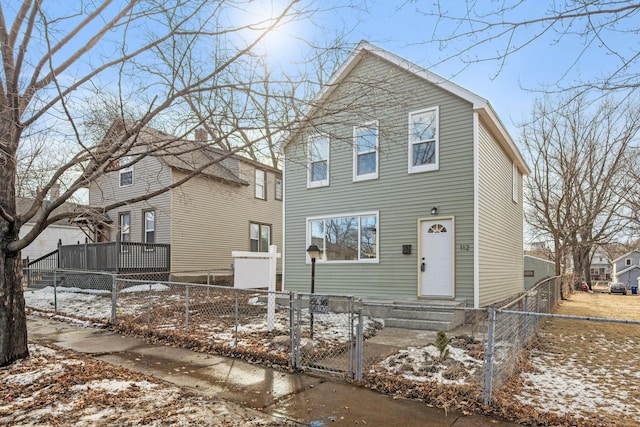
[612,250,640,289]
[90,123,283,274]
[281,41,529,308]
[524,255,555,289]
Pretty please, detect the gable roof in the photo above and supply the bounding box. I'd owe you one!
[283,40,529,175]
[614,264,640,276]
[612,250,640,264]
[100,121,279,187]
[524,254,555,265]
[16,197,110,227]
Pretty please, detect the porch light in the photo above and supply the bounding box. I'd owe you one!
[431,207,438,215]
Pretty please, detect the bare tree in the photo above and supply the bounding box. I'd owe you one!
[414,1,640,93]
[523,94,640,284]
[0,0,348,366]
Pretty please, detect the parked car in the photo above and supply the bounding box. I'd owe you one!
[609,282,628,295]
[592,281,611,293]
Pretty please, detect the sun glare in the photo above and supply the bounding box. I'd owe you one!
[234,0,299,61]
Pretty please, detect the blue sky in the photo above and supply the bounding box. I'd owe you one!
[258,0,635,142]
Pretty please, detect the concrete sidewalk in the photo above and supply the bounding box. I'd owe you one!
[27,315,521,427]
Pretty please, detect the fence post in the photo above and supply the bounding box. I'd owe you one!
[147,282,151,329]
[234,288,239,349]
[355,299,364,381]
[483,305,496,405]
[53,269,58,313]
[295,293,302,369]
[111,273,117,323]
[185,285,190,334]
[521,295,528,347]
[289,292,295,369]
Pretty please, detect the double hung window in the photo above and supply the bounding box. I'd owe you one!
[353,122,379,181]
[308,135,329,187]
[119,156,133,186]
[255,170,266,199]
[143,210,155,245]
[408,107,439,173]
[250,222,271,252]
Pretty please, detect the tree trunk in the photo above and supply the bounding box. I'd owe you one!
[0,251,29,366]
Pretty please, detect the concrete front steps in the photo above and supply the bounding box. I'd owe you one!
[362,299,467,331]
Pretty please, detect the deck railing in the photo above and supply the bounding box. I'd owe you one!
[26,240,170,273]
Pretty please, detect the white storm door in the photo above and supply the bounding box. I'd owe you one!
[420,219,453,297]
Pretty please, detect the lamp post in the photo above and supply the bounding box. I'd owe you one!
[306,244,320,339]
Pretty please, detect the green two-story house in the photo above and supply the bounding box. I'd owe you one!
[282,41,529,308]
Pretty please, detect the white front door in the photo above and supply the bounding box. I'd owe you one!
[419,219,454,298]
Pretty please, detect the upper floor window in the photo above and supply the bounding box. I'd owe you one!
[255,169,266,199]
[626,258,632,266]
[307,212,378,263]
[408,107,439,173]
[353,122,379,181]
[250,222,271,252]
[119,212,130,246]
[308,134,329,188]
[143,210,155,245]
[119,156,133,187]
[275,177,283,200]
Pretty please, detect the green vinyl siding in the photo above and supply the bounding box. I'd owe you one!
[477,121,524,305]
[284,54,476,302]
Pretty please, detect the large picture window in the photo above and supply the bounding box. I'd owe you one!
[353,122,378,181]
[408,107,439,173]
[307,212,378,262]
[308,134,329,187]
[250,222,271,252]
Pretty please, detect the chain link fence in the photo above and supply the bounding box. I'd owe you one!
[24,268,562,403]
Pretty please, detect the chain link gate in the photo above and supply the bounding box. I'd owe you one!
[292,294,363,379]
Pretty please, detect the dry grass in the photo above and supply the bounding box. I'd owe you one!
[501,292,640,426]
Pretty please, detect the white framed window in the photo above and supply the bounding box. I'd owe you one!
[408,107,439,173]
[250,222,271,252]
[353,122,379,181]
[119,212,130,252]
[255,169,266,200]
[275,177,283,200]
[143,210,155,245]
[512,163,519,202]
[626,258,632,266]
[119,156,133,187]
[308,134,329,188]
[307,212,378,263]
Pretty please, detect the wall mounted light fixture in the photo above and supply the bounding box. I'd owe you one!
[431,207,438,215]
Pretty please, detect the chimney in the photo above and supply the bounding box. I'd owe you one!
[195,127,208,142]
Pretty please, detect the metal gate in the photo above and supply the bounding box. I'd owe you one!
[293,294,363,379]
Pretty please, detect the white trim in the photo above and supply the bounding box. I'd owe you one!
[255,169,266,199]
[119,156,134,187]
[281,156,287,291]
[307,133,330,188]
[352,121,379,182]
[612,250,640,264]
[524,254,555,265]
[306,210,379,264]
[417,216,456,298]
[280,41,530,177]
[512,163,518,203]
[473,112,480,309]
[408,106,440,174]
